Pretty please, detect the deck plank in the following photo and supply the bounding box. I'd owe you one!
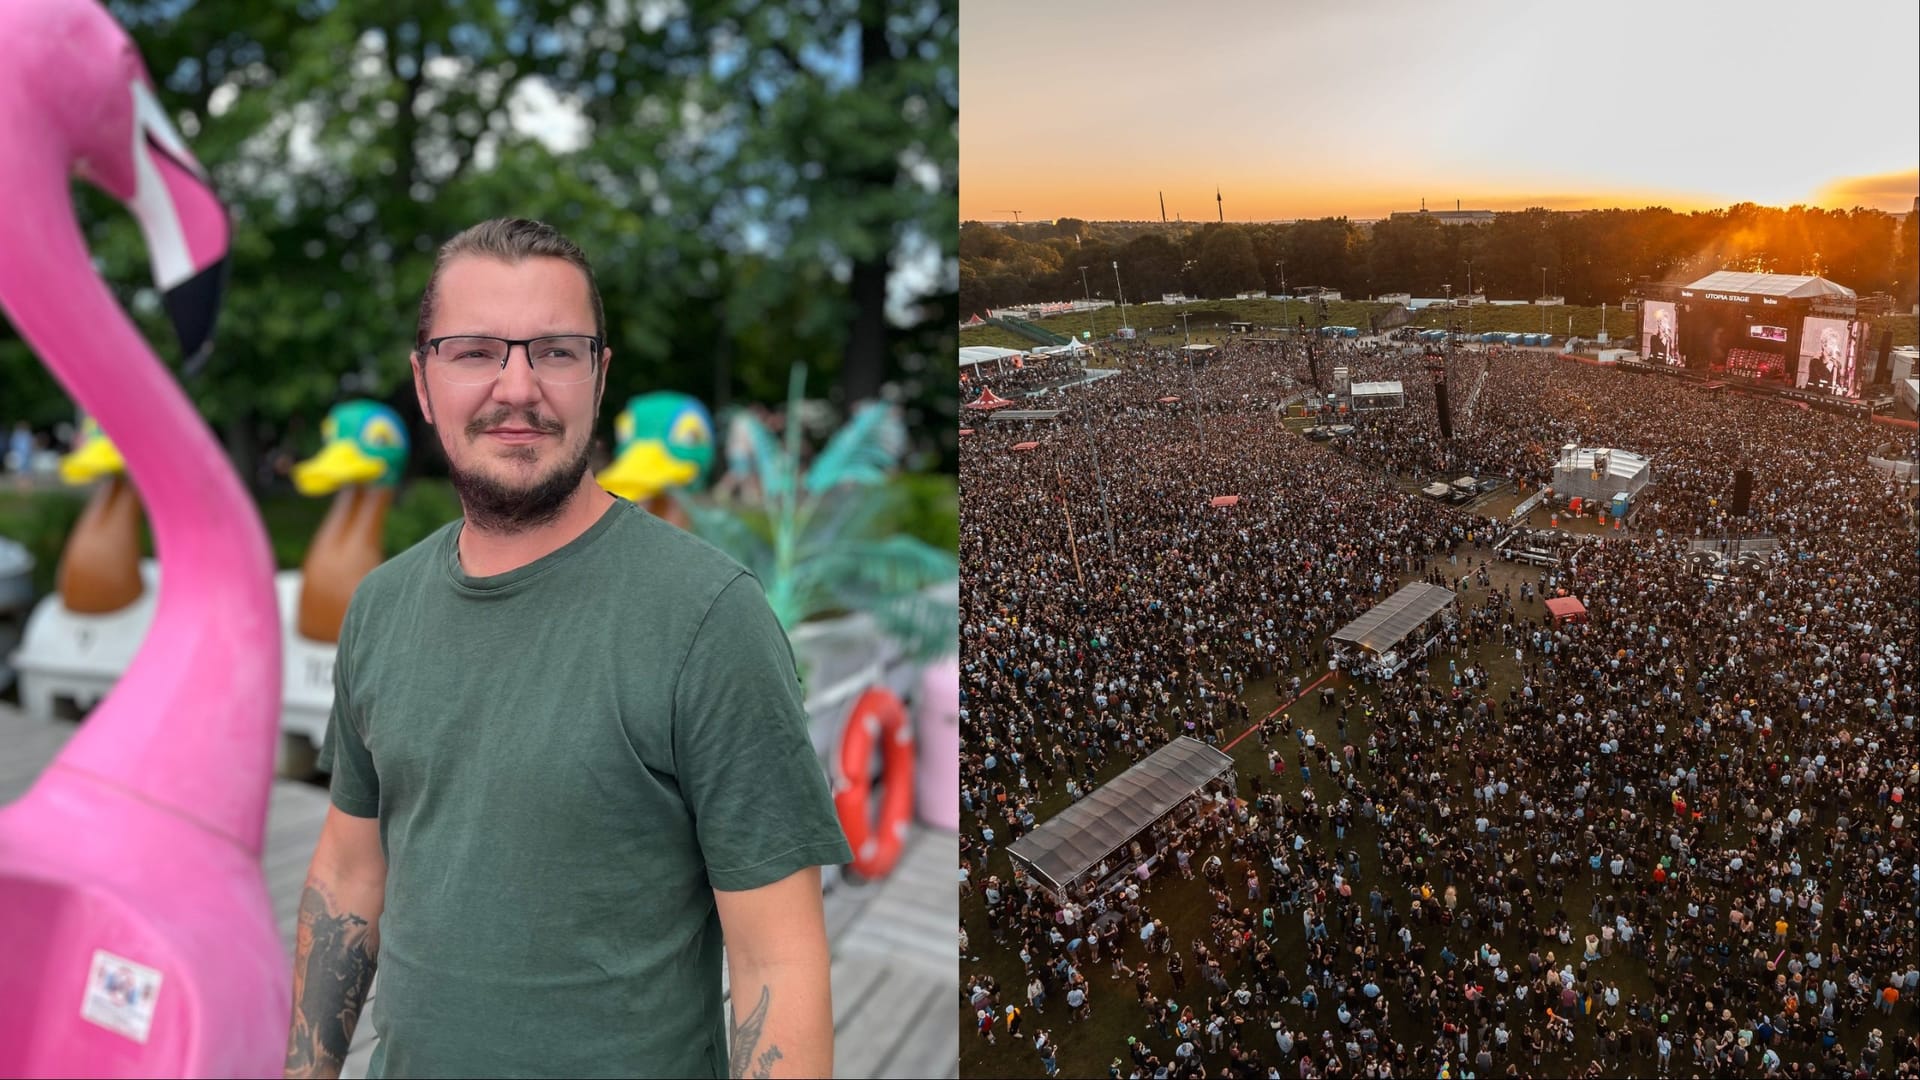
[867,982,957,1080]
[837,975,944,1079]
[1,702,956,1078]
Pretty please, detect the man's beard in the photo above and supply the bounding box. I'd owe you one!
[444,409,591,535]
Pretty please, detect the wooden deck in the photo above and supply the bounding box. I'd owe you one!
[0,704,956,1078]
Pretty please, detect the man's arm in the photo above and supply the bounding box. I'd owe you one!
[715,866,833,1079]
[284,806,388,1080]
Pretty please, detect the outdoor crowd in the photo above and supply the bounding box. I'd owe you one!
[958,337,1918,1078]
[967,351,1092,398]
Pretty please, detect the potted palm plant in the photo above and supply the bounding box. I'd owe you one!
[676,366,957,762]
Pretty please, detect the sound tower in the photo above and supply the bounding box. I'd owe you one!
[1301,316,1320,392]
[1426,347,1451,439]
[1731,469,1753,517]
[1870,330,1894,387]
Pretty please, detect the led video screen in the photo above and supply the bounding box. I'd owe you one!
[1640,301,1680,366]
[1798,317,1865,398]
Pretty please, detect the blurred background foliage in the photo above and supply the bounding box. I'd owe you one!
[0,0,957,495]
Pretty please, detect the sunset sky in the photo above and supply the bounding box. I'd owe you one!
[961,0,1919,222]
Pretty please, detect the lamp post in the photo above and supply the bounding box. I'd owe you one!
[1079,265,1095,373]
[1541,267,1549,334]
[1113,260,1130,333]
[1183,311,1203,444]
[1280,258,1288,320]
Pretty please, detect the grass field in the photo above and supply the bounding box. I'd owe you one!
[960,299,1920,352]
[960,494,1556,1078]
[957,449,1907,1078]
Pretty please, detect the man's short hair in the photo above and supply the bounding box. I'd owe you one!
[415,217,607,349]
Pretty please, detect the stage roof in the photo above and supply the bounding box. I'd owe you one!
[1351,381,1404,396]
[960,346,1026,369]
[1006,737,1235,893]
[1330,582,1457,656]
[1682,272,1856,301]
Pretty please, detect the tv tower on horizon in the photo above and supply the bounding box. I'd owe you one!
[1160,190,1167,224]
[1217,186,1224,223]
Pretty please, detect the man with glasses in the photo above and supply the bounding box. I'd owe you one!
[284,218,849,1079]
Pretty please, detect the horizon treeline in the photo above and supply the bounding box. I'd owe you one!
[960,203,1920,316]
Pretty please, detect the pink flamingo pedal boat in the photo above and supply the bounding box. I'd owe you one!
[0,1,287,1075]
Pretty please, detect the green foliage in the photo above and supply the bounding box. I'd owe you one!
[381,481,467,557]
[1194,226,1262,298]
[2,0,957,483]
[0,479,471,597]
[962,204,1918,316]
[0,490,85,597]
[679,366,956,662]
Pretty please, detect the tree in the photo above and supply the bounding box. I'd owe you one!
[1,0,958,476]
[1119,232,1185,302]
[1194,226,1260,299]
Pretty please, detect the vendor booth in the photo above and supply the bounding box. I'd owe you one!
[1545,596,1588,624]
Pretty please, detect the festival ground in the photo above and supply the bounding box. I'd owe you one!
[959,446,1915,1079]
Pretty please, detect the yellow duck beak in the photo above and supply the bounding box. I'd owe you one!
[597,440,699,502]
[292,440,386,496]
[58,435,127,485]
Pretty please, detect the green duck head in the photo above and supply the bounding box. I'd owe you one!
[59,415,127,484]
[292,399,410,496]
[597,392,715,501]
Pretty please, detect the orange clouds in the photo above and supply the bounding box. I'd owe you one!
[1812,170,1919,212]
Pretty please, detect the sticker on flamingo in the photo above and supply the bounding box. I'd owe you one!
[0,1,288,1076]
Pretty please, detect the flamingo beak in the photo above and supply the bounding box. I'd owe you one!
[122,80,230,376]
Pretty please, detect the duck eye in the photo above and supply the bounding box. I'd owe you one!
[364,418,401,448]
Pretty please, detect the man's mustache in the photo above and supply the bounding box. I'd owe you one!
[466,410,566,440]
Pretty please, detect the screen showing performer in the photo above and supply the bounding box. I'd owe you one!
[1798,317,1862,397]
[1641,301,1680,366]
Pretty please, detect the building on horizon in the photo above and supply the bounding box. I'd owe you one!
[1389,207,1495,226]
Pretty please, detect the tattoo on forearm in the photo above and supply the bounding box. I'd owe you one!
[284,881,379,1079]
[728,985,784,1079]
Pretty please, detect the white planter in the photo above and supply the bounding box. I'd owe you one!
[792,612,898,761]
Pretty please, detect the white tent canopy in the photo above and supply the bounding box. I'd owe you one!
[1032,338,1091,356]
[1681,271,1856,301]
[960,346,1026,370]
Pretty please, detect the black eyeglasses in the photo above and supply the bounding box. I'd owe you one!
[423,335,601,386]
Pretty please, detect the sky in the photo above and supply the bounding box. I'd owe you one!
[961,0,1919,222]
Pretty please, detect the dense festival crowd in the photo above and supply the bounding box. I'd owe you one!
[958,337,1919,1078]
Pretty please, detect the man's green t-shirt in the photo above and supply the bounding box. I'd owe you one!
[317,498,852,1078]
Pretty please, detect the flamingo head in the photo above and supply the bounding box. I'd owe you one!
[1,0,231,372]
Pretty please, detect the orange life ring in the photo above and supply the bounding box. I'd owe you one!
[834,687,914,879]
